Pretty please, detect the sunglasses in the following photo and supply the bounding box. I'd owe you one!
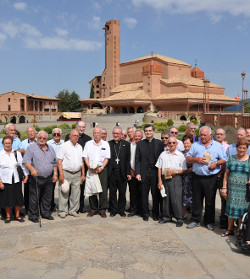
[161,137,168,140]
[52,133,61,137]
[170,131,178,134]
[168,142,176,144]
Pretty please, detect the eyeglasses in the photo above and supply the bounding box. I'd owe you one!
[168,142,176,144]
[170,131,178,135]
[71,135,79,137]
[52,133,61,137]
[188,128,196,130]
[38,137,47,140]
[161,137,168,140]
[216,133,224,136]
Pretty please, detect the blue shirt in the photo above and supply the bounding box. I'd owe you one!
[226,143,250,160]
[0,137,24,151]
[47,139,64,158]
[21,138,37,150]
[187,140,227,176]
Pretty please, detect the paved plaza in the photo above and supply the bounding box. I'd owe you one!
[0,114,249,278]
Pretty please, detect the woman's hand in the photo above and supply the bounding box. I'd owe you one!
[22,176,28,184]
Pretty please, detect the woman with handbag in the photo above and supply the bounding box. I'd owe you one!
[221,138,250,237]
[0,136,28,223]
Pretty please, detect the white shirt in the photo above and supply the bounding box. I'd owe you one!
[0,150,28,184]
[47,139,64,158]
[176,139,185,152]
[155,149,187,175]
[82,139,110,166]
[57,141,83,172]
[130,142,136,170]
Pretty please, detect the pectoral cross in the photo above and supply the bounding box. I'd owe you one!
[115,157,120,164]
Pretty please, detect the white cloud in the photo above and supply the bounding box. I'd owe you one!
[131,0,250,22]
[0,20,102,51]
[0,33,7,47]
[23,36,102,51]
[55,28,68,37]
[88,16,101,30]
[13,2,27,11]
[124,17,138,29]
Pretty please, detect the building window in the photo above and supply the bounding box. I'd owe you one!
[44,108,49,112]
[8,105,11,111]
[8,98,10,102]
[51,109,56,112]
[96,85,99,88]
[96,90,99,93]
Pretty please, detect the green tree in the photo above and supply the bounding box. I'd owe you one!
[167,119,174,126]
[56,89,81,112]
[90,83,94,98]
[244,102,250,113]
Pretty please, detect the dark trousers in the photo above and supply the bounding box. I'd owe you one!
[79,181,86,211]
[162,175,183,221]
[128,176,142,214]
[51,182,56,211]
[109,170,127,214]
[217,170,228,226]
[28,175,53,219]
[89,167,108,212]
[191,173,218,225]
[24,175,31,214]
[141,168,162,218]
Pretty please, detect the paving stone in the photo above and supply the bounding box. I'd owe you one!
[77,267,124,279]
[44,266,78,279]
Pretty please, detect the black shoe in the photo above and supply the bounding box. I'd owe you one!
[153,216,159,221]
[110,212,116,217]
[158,218,171,224]
[143,216,148,221]
[42,216,54,220]
[5,218,11,223]
[128,212,137,217]
[78,208,86,213]
[176,221,184,227]
[15,216,25,223]
[119,212,126,217]
[29,217,39,223]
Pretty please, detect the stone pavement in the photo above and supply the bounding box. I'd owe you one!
[0,192,250,279]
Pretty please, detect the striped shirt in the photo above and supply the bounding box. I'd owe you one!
[23,142,57,177]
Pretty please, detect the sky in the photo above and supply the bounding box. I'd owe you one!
[0,0,250,100]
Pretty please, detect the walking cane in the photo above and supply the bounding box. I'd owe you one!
[35,177,42,227]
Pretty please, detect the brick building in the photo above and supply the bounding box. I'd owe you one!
[81,19,239,121]
[0,91,59,123]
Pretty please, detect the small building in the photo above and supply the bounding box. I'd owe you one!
[0,91,59,123]
[81,19,239,121]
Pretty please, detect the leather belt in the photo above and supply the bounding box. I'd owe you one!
[64,169,81,174]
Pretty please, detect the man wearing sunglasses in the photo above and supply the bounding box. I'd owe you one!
[47,128,64,211]
[161,131,169,151]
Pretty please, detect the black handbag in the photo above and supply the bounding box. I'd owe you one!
[14,151,25,181]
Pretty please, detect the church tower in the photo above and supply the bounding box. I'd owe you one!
[101,19,120,98]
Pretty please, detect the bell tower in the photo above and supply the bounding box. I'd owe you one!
[101,19,120,98]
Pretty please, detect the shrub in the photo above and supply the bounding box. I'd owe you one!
[59,123,71,129]
[20,132,27,141]
[178,124,186,132]
[33,125,41,132]
[71,123,76,129]
[44,125,57,134]
[167,119,174,126]
[191,119,198,125]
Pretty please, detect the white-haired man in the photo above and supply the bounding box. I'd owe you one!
[186,126,227,231]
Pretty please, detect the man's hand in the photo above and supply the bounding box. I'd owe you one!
[59,173,64,184]
[127,175,131,181]
[196,157,207,164]
[158,181,163,190]
[31,168,38,177]
[22,176,28,184]
[0,182,4,190]
[80,174,86,184]
[52,174,58,183]
[136,174,141,181]
[208,162,217,170]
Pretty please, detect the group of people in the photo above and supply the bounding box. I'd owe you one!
[0,121,249,249]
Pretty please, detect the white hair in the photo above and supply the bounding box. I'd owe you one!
[199,126,212,135]
[37,130,48,139]
[52,128,62,135]
[5,123,15,131]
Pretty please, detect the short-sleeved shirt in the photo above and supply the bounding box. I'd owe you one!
[21,138,36,151]
[0,137,24,151]
[187,140,227,176]
[57,141,83,172]
[47,139,64,158]
[23,142,57,177]
[155,149,187,175]
[82,139,110,167]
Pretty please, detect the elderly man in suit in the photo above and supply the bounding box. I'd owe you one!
[108,127,131,217]
[135,124,164,221]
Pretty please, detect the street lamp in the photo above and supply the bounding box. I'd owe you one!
[203,79,210,113]
[241,71,246,114]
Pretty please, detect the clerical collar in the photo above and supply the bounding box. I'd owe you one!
[146,138,154,143]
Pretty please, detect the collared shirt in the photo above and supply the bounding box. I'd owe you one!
[47,139,64,158]
[155,149,187,175]
[130,142,137,170]
[0,137,24,151]
[23,142,57,177]
[221,141,229,153]
[65,133,91,149]
[21,138,37,151]
[82,139,110,167]
[226,143,250,160]
[58,141,83,172]
[187,140,227,176]
[0,149,28,183]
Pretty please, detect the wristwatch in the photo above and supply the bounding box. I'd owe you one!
[216,162,219,166]
[175,170,179,174]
